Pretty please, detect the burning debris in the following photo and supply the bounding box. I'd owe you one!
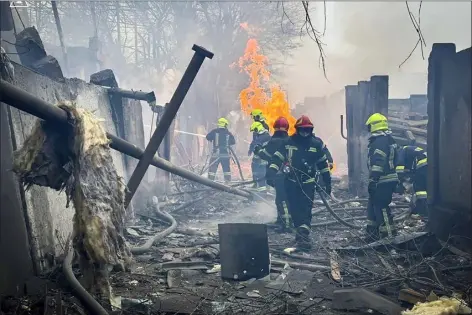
[12,103,131,299]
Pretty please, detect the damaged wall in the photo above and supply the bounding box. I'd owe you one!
[5,63,145,272]
[0,103,35,296]
[427,43,472,251]
[344,76,389,197]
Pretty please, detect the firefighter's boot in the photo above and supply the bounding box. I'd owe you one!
[295,225,312,251]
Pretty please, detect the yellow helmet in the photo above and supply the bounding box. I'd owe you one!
[250,121,265,133]
[217,117,229,128]
[250,109,263,117]
[365,113,388,133]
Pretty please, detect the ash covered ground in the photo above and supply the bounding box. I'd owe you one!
[107,177,471,315]
[3,177,470,315]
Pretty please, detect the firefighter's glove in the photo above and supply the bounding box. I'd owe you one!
[328,163,334,170]
[368,181,377,195]
[325,184,332,196]
[253,144,262,154]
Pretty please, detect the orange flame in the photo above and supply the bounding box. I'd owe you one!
[235,34,297,134]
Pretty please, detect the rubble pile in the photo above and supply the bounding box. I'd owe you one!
[108,183,471,315]
[1,177,470,315]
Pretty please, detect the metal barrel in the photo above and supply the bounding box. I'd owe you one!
[218,223,270,281]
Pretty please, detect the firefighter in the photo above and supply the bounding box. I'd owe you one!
[365,113,399,240]
[250,109,270,132]
[254,117,292,230]
[248,121,271,191]
[267,115,332,249]
[396,145,428,218]
[206,118,235,183]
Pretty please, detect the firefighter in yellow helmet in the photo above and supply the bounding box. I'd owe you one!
[365,113,399,240]
[250,109,270,131]
[205,118,235,183]
[396,145,428,219]
[248,121,271,191]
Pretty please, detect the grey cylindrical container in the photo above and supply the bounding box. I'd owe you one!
[218,223,270,281]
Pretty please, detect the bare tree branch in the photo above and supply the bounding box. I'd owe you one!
[301,1,328,79]
[399,1,427,68]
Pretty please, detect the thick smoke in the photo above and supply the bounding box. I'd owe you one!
[281,2,471,171]
[284,2,472,100]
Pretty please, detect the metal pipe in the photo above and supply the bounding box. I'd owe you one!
[229,147,245,181]
[340,114,348,140]
[51,1,69,75]
[0,80,252,199]
[106,87,156,104]
[125,45,214,208]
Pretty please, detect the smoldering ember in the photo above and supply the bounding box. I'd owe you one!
[0,2,471,315]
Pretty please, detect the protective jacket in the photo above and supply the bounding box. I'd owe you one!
[249,131,271,156]
[396,145,427,175]
[267,134,331,187]
[367,130,399,185]
[396,145,428,215]
[206,127,235,156]
[255,130,288,163]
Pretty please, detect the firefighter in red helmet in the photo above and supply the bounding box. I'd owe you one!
[267,115,332,250]
[254,117,292,231]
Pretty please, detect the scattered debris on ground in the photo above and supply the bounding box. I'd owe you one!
[3,157,471,314]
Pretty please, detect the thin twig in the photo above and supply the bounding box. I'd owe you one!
[399,1,427,68]
[301,1,328,79]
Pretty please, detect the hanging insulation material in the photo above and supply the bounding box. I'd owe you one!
[13,103,131,299]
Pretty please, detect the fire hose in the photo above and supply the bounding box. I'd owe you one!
[316,187,362,229]
[63,242,110,315]
[130,197,178,255]
[229,147,245,181]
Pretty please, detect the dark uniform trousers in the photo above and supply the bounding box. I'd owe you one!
[285,179,315,236]
[251,157,267,191]
[413,165,428,216]
[208,154,231,182]
[274,174,292,229]
[367,181,397,239]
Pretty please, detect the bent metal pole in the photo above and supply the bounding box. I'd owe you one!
[124,44,214,208]
[0,80,251,199]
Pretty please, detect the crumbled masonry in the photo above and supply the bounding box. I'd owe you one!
[13,103,131,299]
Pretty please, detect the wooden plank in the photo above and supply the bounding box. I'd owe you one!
[389,116,428,128]
[390,122,427,137]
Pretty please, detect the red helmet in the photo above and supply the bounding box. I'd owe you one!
[273,116,289,131]
[294,115,314,128]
